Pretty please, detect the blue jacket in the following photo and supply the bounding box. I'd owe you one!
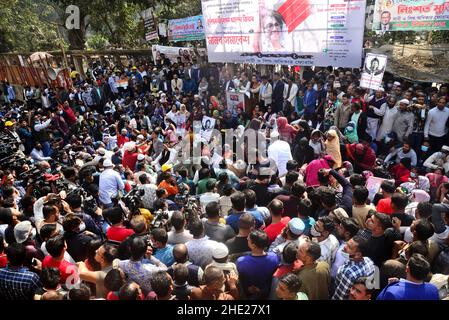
[303,89,318,113]
[377,279,439,300]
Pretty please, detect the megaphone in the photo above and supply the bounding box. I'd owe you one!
[47,68,62,81]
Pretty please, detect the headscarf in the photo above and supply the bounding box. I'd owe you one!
[325,129,342,168]
[411,189,430,203]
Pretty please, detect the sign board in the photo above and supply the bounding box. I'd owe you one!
[360,53,387,90]
[168,15,206,42]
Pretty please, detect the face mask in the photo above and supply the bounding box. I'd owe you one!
[78,222,86,233]
[410,172,417,178]
[46,168,52,173]
[310,225,321,237]
[58,111,63,115]
[421,145,428,152]
[384,136,392,143]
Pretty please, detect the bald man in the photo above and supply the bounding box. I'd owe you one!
[190,265,239,300]
[167,244,204,287]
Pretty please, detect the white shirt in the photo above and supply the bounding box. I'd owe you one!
[200,192,220,210]
[167,229,194,245]
[268,140,293,177]
[331,242,348,279]
[424,107,449,138]
[316,234,340,266]
[99,168,125,205]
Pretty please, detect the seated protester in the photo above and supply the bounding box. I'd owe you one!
[0,234,7,268]
[113,237,167,295]
[310,217,339,266]
[390,192,414,227]
[377,253,439,300]
[104,268,126,300]
[376,180,397,215]
[65,193,103,237]
[225,214,254,261]
[400,168,431,194]
[270,170,300,199]
[236,230,280,299]
[264,199,291,243]
[352,186,376,229]
[390,158,412,186]
[42,235,78,285]
[117,215,150,260]
[269,242,303,299]
[158,171,179,199]
[104,207,134,243]
[172,264,196,300]
[118,281,145,300]
[348,277,374,300]
[219,184,234,217]
[203,202,235,243]
[276,272,308,300]
[332,235,375,300]
[404,202,433,242]
[364,212,402,267]
[423,145,449,174]
[384,142,417,167]
[186,218,220,269]
[190,265,239,300]
[404,190,431,219]
[151,228,175,267]
[13,221,45,269]
[331,218,360,280]
[297,198,316,237]
[39,224,75,264]
[379,240,429,290]
[345,142,376,174]
[276,181,307,219]
[196,168,217,195]
[269,218,305,258]
[296,240,331,300]
[167,211,193,245]
[0,243,42,300]
[36,204,64,235]
[76,242,118,299]
[167,244,203,287]
[426,167,448,201]
[304,155,334,187]
[34,267,67,300]
[67,284,91,300]
[243,189,269,226]
[431,201,449,251]
[199,180,220,210]
[208,243,239,276]
[148,271,176,300]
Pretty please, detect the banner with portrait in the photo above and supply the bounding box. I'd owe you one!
[141,8,159,41]
[226,91,246,112]
[168,15,206,42]
[360,53,387,90]
[151,45,206,64]
[201,0,366,67]
[372,0,449,31]
[201,116,216,141]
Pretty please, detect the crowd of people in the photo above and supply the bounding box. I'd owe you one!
[0,53,449,301]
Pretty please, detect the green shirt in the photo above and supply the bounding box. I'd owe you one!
[196,178,217,195]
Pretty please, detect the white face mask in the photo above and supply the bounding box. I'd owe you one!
[78,222,86,233]
[310,225,322,237]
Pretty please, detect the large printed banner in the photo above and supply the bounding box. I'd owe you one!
[168,15,206,42]
[373,0,449,31]
[152,45,207,64]
[201,0,366,67]
[360,53,387,90]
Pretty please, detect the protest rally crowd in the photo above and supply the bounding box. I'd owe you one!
[1,53,449,301]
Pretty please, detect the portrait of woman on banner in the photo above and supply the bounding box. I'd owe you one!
[259,10,293,53]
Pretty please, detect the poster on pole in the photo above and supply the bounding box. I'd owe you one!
[201,0,366,67]
[141,8,159,41]
[372,0,449,31]
[360,53,387,90]
[152,45,206,64]
[226,91,246,112]
[168,15,206,42]
[366,176,395,201]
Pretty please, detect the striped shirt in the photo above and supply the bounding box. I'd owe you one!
[332,257,375,300]
[0,266,42,300]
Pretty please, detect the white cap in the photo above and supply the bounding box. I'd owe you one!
[137,154,145,161]
[270,131,280,139]
[394,81,401,86]
[212,243,229,259]
[97,148,106,156]
[103,159,113,167]
[377,87,385,92]
[442,145,449,152]
[399,99,410,105]
[137,135,144,140]
[123,142,136,152]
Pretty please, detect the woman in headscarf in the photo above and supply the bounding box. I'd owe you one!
[293,137,315,167]
[276,116,297,144]
[324,129,342,168]
[293,120,311,145]
[309,129,324,158]
[404,189,431,217]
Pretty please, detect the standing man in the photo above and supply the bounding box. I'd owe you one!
[99,159,125,208]
[259,76,272,110]
[283,77,298,116]
[424,96,449,154]
[392,99,414,144]
[271,72,285,113]
[303,82,318,125]
[366,88,386,141]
